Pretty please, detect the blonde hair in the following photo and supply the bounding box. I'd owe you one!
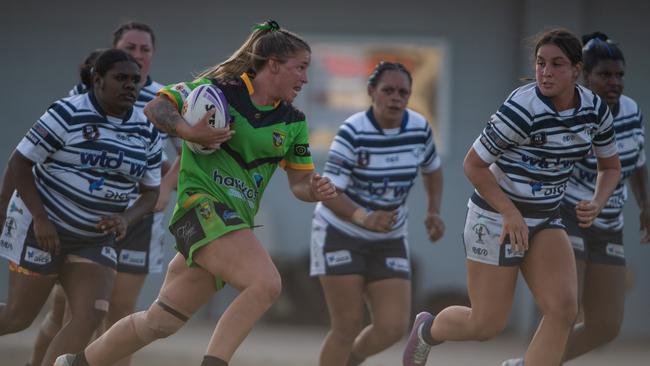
[197,20,310,80]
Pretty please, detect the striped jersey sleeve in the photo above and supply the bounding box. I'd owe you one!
[17,101,71,163]
[473,87,532,164]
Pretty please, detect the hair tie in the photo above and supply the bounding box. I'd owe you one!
[253,19,280,32]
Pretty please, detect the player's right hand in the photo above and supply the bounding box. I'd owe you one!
[33,216,60,255]
[183,109,234,149]
[364,210,398,233]
[500,209,528,253]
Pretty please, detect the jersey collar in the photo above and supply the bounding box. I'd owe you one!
[534,84,582,115]
[365,107,409,134]
[88,91,133,122]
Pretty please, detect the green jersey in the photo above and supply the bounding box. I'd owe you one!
[160,74,314,227]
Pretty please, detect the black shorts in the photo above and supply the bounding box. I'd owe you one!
[310,220,410,282]
[9,224,116,275]
[561,204,625,266]
[115,213,165,274]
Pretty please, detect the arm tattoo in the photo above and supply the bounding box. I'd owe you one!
[147,98,183,137]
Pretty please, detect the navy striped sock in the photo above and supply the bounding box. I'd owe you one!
[201,355,228,366]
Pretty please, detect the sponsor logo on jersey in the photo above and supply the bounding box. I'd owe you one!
[24,246,52,265]
[80,150,124,169]
[472,223,489,244]
[606,243,625,259]
[486,123,510,149]
[293,144,311,157]
[272,130,286,148]
[531,132,547,146]
[325,250,352,267]
[252,173,264,188]
[175,222,198,246]
[88,177,105,193]
[34,124,49,139]
[386,257,410,272]
[26,131,40,145]
[212,170,258,203]
[529,181,543,195]
[357,150,370,167]
[119,249,146,267]
[82,125,100,141]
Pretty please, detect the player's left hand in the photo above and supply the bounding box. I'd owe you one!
[97,214,128,240]
[425,212,445,242]
[575,200,601,228]
[310,173,337,201]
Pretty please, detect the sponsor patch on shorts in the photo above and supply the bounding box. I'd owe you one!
[605,243,624,259]
[119,249,147,267]
[325,250,352,267]
[24,246,52,265]
[385,257,409,272]
[101,246,118,264]
[569,235,585,251]
[504,244,524,258]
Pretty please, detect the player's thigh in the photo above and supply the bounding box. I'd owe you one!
[582,262,625,326]
[521,228,577,316]
[193,228,280,292]
[319,274,366,328]
[466,259,519,327]
[365,278,411,329]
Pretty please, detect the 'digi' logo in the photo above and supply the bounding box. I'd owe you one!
[82,125,100,141]
[272,131,286,148]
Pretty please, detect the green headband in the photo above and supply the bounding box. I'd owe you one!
[254,20,280,32]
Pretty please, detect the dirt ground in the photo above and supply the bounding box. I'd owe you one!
[2,319,648,366]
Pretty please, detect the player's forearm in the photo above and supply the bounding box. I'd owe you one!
[630,164,650,211]
[144,97,188,139]
[422,168,443,214]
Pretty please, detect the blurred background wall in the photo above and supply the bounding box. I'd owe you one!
[2,0,649,338]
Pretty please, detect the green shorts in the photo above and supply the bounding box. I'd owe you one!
[169,193,250,289]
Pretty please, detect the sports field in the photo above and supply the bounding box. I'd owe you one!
[3,319,647,366]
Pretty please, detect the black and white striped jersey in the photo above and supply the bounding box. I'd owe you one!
[471,82,618,218]
[563,95,644,231]
[315,108,441,240]
[16,92,162,238]
[69,76,167,142]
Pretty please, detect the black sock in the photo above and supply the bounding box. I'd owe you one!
[346,352,365,366]
[201,355,228,366]
[420,317,438,345]
[72,352,90,366]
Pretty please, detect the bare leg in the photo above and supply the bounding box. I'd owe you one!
[0,269,57,335]
[429,260,518,342]
[351,278,410,360]
[194,229,282,362]
[85,253,216,366]
[521,229,578,366]
[101,272,147,366]
[563,261,625,361]
[29,285,66,366]
[40,262,115,366]
[318,275,365,366]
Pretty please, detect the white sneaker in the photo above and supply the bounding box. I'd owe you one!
[53,354,77,366]
[501,358,524,366]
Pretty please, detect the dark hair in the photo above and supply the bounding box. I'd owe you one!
[79,48,107,89]
[581,32,625,74]
[197,19,310,79]
[112,21,156,48]
[534,29,582,65]
[367,61,412,88]
[93,49,139,77]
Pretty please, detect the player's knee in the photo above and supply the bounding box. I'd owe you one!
[0,311,34,333]
[132,301,187,341]
[590,319,622,344]
[471,318,507,341]
[374,317,410,343]
[540,296,578,328]
[251,272,282,306]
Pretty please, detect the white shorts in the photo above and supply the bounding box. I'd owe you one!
[463,201,564,266]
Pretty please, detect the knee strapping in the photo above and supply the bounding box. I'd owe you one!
[129,301,187,341]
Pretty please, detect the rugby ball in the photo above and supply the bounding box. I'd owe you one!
[181,84,230,154]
